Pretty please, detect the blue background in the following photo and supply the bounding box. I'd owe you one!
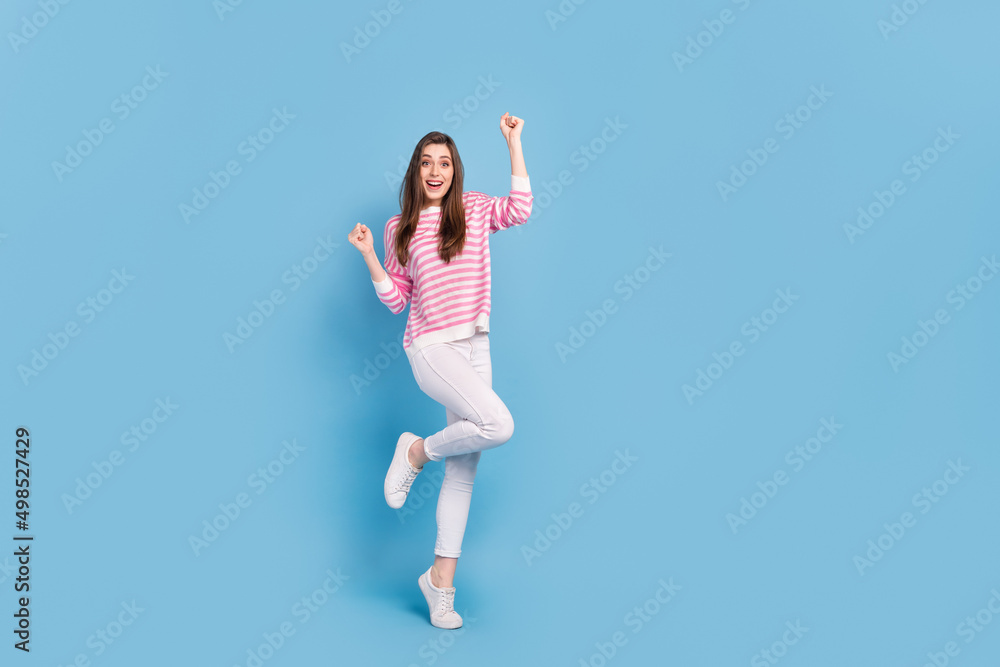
[1,0,998,665]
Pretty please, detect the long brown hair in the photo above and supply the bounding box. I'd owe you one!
[394,132,466,267]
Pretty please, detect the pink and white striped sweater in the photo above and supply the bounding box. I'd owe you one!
[372,174,533,359]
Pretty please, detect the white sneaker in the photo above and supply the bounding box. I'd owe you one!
[384,432,422,509]
[418,567,463,629]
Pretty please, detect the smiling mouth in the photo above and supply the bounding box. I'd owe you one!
[426,181,443,189]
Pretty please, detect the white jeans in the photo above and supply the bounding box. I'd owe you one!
[408,332,515,558]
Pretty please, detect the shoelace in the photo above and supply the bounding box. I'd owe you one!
[437,586,456,616]
[392,464,419,494]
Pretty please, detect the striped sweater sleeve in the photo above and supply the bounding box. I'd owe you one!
[371,218,412,314]
[487,174,534,233]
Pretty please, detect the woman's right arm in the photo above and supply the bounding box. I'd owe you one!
[360,245,387,283]
[348,222,412,314]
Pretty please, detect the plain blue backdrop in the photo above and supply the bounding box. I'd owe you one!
[1,0,998,665]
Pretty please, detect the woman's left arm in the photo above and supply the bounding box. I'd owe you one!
[486,113,532,233]
[502,112,528,177]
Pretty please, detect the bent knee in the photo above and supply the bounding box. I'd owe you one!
[483,404,514,446]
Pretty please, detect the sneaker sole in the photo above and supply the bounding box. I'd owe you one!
[384,432,420,509]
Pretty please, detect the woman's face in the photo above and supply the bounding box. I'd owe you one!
[419,143,453,209]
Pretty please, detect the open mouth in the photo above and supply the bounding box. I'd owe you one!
[426,180,443,191]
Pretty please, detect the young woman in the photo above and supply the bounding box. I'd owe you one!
[347,113,532,629]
